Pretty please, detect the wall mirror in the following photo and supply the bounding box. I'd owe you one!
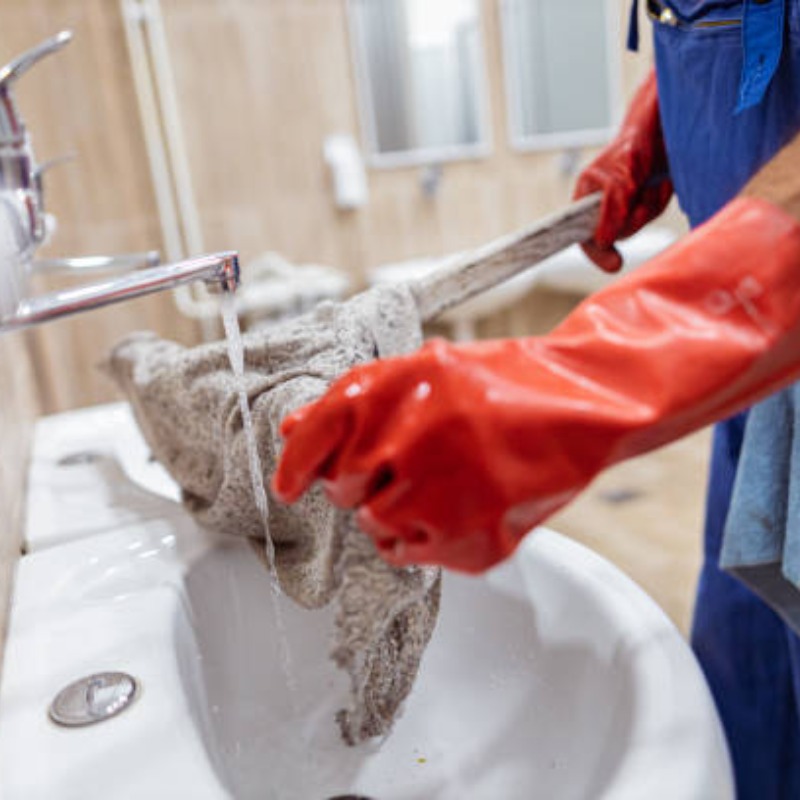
[348,0,490,167]
[500,0,620,150]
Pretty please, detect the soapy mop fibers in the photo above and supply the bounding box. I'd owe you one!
[105,284,441,744]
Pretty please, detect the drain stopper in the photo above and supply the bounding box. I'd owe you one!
[48,672,139,727]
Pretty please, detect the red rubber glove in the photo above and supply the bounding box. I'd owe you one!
[273,197,800,573]
[574,69,673,273]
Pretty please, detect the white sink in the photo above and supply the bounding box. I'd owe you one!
[0,405,733,799]
[24,403,182,552]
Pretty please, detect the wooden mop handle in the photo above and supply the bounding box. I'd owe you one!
[411,193,602,324]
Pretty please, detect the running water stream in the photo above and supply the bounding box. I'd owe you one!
[220,294,298,704]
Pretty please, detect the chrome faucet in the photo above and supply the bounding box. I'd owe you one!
[0,31,239,335]
[1,251,239,333]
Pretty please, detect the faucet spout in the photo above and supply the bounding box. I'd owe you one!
[0,251,239,334]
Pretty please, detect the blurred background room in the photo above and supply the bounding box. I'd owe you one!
[0,0,704,647]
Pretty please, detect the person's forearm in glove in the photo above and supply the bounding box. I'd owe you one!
[273,133,800,575]
[574,68,673,273]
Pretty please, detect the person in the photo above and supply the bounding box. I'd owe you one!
[274,2,800,795]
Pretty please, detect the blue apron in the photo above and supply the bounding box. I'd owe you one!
[631,1,800,796]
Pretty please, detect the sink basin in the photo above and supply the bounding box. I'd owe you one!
[0,404,733,799]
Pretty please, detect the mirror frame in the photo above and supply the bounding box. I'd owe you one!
[346,0,493,169]
[499,0,622,152]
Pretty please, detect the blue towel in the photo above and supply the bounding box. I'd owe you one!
[721,384,800,633]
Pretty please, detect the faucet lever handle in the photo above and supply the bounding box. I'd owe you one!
[0,30,73,145]
[0,30,73,90]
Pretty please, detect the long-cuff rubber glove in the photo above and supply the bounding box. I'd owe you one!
[574,69,673,273]
[273,146,800,574]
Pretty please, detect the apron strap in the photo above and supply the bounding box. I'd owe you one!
[627,0,641,52]
[736,0,786,113]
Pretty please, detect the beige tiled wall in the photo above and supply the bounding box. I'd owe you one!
[0,334,40,679]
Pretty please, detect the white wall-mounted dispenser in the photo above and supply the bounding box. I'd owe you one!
[323,134,369,210]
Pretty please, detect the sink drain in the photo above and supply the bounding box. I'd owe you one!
[326,796,377,799]
[48,672,139,727]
